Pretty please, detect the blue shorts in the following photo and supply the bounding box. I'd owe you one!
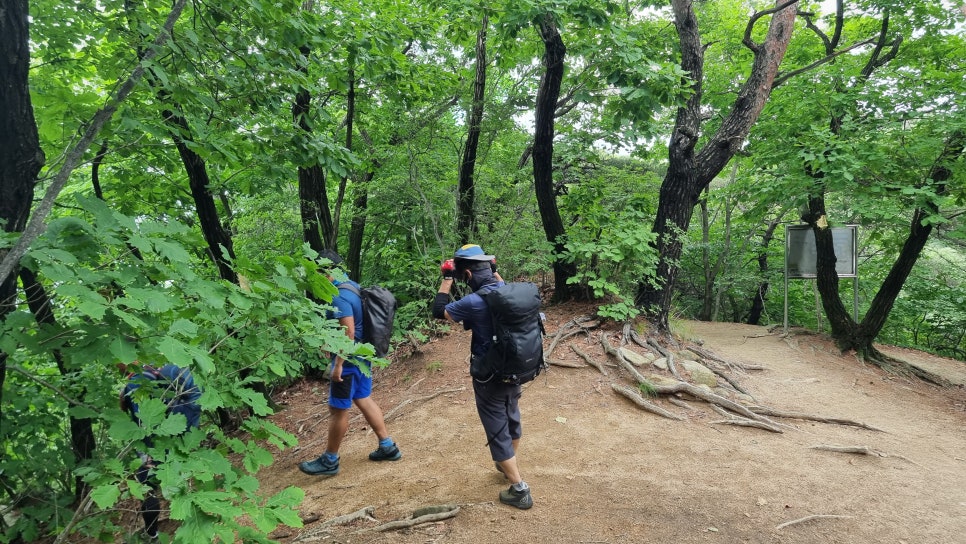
[328,364,372,410]
[473,379,522,462]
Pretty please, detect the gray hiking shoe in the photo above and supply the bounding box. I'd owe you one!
[299,455,340,476]
[369,443,402,461]
[499,485,533,510]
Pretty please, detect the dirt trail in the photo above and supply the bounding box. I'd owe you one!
[258,308,966,544]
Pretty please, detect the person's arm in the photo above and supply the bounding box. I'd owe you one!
[329,315,355,382]
[433,260,457,322]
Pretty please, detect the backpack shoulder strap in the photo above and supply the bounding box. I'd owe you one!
[337,283,362,296]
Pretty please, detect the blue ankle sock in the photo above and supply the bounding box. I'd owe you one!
[323,451,339,462]
[379,437,394,448]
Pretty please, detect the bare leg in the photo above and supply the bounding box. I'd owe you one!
[497,456,523,484]
[354,396,390,440]
[326,406,350,454]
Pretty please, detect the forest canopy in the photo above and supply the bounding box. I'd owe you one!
[1,0,963,541]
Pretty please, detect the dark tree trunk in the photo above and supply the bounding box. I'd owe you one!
[20,268,95,503]
[636,0,796,331]
[293,44,336,254]
[457,16,488,244]
[809,131,965,365]
[746,216,782,325]
[346,172,374,282]
[534,14,578,301]
[163,107,238,283]
[0,0,46,409]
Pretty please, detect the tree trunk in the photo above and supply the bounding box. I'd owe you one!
[19,268,95,503]
[811,131,965,360]
[746,216,782,325]
[163,107,238,283]
[294,46,337,254]
[457,15,488,244]
[533,13,578,301]
[636,0,796,331]
[0,0,46,410]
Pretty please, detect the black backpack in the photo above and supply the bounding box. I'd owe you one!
[337,283,397,358]
[474,282,546,384]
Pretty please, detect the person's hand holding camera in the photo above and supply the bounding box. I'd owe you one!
[441,259,456,280]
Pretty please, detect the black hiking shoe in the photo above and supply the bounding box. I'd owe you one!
[369,443,402,461]
[499,485,533,510]
[299,455,340,476]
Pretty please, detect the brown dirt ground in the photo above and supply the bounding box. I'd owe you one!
[245,301,966,544]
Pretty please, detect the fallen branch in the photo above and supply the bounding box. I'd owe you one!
[612,383,684,420]
[353,504,460,534]
[750,407,885,432]
[571,345,607,375]
[776,514,852,530]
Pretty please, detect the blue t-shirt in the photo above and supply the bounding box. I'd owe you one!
[331,279,364,342]
[330,279,368,369]
[444,281,504,359]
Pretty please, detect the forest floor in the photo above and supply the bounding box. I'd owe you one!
[148,300,966,544]
[245,300,966,544]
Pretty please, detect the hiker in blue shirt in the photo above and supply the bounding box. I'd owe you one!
[299,250,401,476]
[432,244,534,510]
[119,361,201,541]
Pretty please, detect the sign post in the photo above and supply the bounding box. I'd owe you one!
[784,225,859,334]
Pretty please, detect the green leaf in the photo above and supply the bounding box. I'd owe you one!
[89,484,121,510]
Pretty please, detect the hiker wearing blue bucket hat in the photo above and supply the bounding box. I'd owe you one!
[432,244,534,510]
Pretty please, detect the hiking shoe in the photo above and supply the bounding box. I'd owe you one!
[369,443,402,461]
[499,485,533,510]
[299,455,340,476]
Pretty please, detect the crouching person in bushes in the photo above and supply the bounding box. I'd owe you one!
[119,361,202,541]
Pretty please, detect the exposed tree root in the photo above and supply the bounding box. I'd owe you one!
[612,383,684,420]
[647,338,682,381]
[571,344,608,375]
[866,349,950,387]
[710,405,783,433]
[749,407,885,432]
[353,504,460,534]
[293,506,378,542]
[383,387,465,423]
[603,335,785,432]
[546,315,599,358]
[776,514,852,530]
[548,358,586,369]
[809,444,921,466]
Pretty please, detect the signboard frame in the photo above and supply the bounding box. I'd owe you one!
[783,224,859,333]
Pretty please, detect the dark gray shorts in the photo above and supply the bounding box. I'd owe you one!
[473,379,522,462]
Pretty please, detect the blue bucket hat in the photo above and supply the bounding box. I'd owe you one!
[454,244,494,262]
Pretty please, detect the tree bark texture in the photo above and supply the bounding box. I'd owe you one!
[0,0,46,419]
[162,107,238,283]
[637,0,797,330]
[294,45,337,255]
[457,16,488,244]
[746,216,782,325]
[533,13,577,300]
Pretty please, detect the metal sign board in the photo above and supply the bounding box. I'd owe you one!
[785,225,857,278]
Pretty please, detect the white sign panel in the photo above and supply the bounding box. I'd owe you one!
[785,225,857,278]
